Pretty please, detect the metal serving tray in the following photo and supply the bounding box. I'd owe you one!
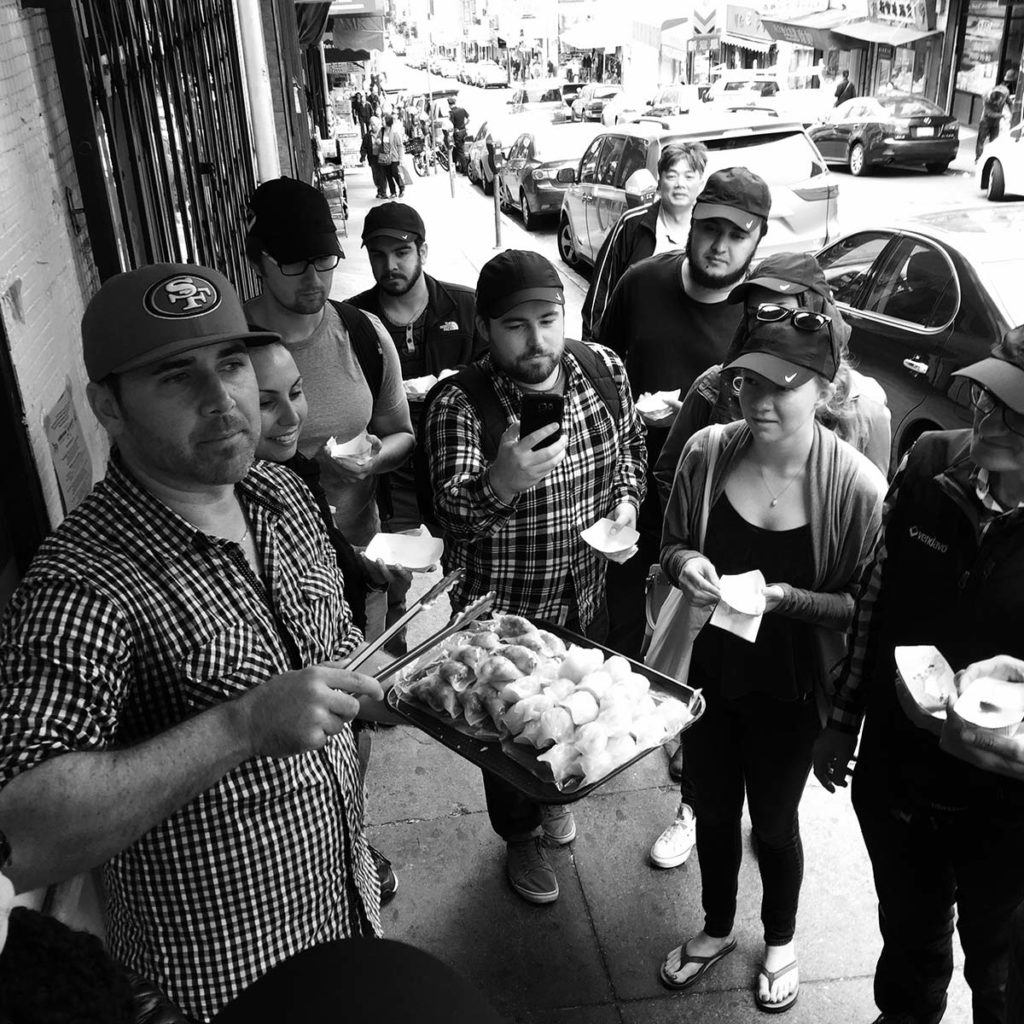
[385,622,704,804]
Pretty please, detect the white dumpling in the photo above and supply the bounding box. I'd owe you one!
[477,654,522,685]
[561,689,600,726]
[596,702,633,737]
[654,697,692,735]
[580,749,616,784]
[561,644,605,683]
[500,676,544,703]
[543,678,576,701]
[537,743,582,785]
[578,669,613,701]
[606,733,639,767]
[574,720,610,756]
[513,718,547,747]
[633,693,658,719]
[535,706,574,748]
[621,672,652,701]
[604,654,632,682]
[534,659,563,680]
[631,713,665,748]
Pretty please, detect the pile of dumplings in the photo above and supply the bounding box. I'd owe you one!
[400,613,693,788]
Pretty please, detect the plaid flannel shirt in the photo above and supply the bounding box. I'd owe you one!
[425,345,647,627]
[0,456,380,1021]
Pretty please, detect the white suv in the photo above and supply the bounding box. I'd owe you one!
[556,115,840,269]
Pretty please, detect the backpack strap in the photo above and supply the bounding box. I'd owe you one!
[564,339,621,422]
[330,300,384,401]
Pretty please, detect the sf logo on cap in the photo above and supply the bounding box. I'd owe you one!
[144,274,221,318]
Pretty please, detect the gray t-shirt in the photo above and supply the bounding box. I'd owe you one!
[289,303,407,544]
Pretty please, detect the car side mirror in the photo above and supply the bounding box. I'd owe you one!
[555,167,576,184]
[623,168,657,196]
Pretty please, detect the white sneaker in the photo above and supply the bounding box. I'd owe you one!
[650,804,696,868]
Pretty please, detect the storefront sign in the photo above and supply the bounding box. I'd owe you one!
[877,43,895,58]
[871,0,933,28]
[725,5,773,41]
[761,20,817,45]
[688,32,721,52]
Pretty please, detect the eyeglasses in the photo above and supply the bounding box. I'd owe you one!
[264,253,341,276]
[969,383,1024,437]
[755,303,831,333]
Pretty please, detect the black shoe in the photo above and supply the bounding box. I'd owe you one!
[371,845,398,905]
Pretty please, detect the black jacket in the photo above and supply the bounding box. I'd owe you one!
[349,273,485,375]
[857,429,1024,809]
[582,200,660,343]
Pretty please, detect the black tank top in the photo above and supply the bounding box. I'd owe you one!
[692,494,816,701]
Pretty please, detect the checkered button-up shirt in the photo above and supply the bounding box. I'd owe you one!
[425,345,647,627]
[0,456,380,1021]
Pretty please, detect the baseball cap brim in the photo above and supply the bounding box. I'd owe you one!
[692,203,763,232]
[111,328,281,376]
[725,351,816,389]
[953,357,1024,414]
[265,232,344,263]
[361,228,422,245]
[728,275,826,303]
[486,287,565,318]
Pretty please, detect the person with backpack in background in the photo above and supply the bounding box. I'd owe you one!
[242,177,414,641]
[976,69,1014,161]
[422,250,647,905]
[834,69,855,106]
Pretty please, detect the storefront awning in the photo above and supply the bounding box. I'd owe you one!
[720,32,772,53]
[331,14,385,53]
[833,20,941,46]
[761,8,853,50]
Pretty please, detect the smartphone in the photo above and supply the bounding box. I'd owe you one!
[519,392,565,450]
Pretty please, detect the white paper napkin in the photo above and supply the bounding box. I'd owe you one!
[364,525,444,571]
[710,570,766,642]
[580,517,640,554]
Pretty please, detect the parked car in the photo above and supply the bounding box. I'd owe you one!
[456,60,477,84]
[809,92,959,176]
[553,82,585,122]
[474,59,508,88]
[647,83,700,117]
[556,116,839,269]
[706,70,784,102]
[571,84,623,122]
[507,79,572,121]
[438,58,459,78]
[601,91,648,126]
[815,206,1024,466]
[497,122,604,230]
[976,122,1024,200]
[466,114,527,194]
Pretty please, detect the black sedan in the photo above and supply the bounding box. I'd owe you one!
[810,92,959,176]
[815,206,1024,468]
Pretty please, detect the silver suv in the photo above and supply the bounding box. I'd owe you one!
[556,115,840,269]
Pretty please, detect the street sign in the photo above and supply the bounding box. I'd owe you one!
[693,2,717,34]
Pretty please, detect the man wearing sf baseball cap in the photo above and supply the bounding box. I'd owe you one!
[475,248,566,319]
[82,263,277,381]
[692,166,772,236]
[423,248,646,906]
[0,260,388,1019]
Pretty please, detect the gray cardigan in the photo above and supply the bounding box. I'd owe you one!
[661,419,885,703]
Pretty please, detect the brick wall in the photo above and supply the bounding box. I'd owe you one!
[0,0,107,528]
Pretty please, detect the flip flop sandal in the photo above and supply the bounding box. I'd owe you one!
[755,960,799,1014]
[659,937,738,991]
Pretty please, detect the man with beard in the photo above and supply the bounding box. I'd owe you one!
[597,167,771,662]
[423,250,647,903]
[0,264,388,1020]
[243,177,414,640]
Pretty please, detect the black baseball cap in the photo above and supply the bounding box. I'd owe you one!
[476,250,564,318]
[725,318,838,388]
[692,167,772,232]
[361,202,426,245]
[247,177,344,263]
[728,252,831,304]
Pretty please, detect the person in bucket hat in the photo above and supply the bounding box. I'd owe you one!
[814,324,1024,1024]
[0,262,395,1019]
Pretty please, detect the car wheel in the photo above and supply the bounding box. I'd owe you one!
[924,162,950,175]
[988,159,1006,201]
[558,216,579,268]
[849,142,870,177]
[520,190,536,231]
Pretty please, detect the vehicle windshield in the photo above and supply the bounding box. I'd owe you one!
[877,94,944,118]
[979,260,1024,325]
[690,129,825,183]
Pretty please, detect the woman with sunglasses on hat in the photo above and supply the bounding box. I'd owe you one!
[813,328,1024,1024]
[656,306,886,1012]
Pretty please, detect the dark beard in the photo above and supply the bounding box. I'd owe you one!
[686,231,757,291]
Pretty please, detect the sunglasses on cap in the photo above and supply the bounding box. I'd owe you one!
[754,303,832,333]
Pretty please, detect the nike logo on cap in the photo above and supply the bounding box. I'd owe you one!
[784,372,798,383]
[778,283,791,290]
[744,219,754,229]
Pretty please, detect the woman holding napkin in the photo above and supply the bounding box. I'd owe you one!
[655,305,886,1012]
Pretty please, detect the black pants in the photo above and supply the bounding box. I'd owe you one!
[484,601,609,840]
[976,115,1002,161]
[1009,903,1024,1024]
[381,161,403,196]
[852,760,1024,1024]
[684,668,820,945]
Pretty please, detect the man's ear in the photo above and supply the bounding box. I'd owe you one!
[474,315,491,343]
[86,380,126,438]
[419,241,429,265]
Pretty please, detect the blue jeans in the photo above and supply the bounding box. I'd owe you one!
[852,759,1024,1024]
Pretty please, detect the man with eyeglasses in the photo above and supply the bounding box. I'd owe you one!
[814,328,1024,1024]
[243,178,414,639]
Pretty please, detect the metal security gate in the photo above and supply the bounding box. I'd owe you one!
[46,0,260,291]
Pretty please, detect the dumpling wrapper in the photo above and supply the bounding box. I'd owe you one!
[631,713,665,748]
[458,688,490,729]
[574,720,610,756]
[535,706,575,748]
[580,517,641,554]
[606,733,639,767]
[561,645,605,683]
[513,718,547,747]
[604,655,632,682]
[561,690,600,726]
[543,678,577,701]
[597,702,634,737]
[954,676,1024,734]
[633,693,658,719]
[537,742,582,786]
[578,669,613,701]
[477,655,522,686]
[654,697,692,735]
[580,749,617,784]
[364,526,444,571]
[500,676,545,703]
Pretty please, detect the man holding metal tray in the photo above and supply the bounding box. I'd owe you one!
[422,250,648,904]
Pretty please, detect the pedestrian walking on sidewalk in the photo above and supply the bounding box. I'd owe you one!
[656,312,884,1013]
[976,69,1013,161]
[365,115,387,198]
[379,114,406,199]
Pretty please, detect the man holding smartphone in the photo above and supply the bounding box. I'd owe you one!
[423,249,647,904]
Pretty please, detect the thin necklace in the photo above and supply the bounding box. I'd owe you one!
[758,463,805,508]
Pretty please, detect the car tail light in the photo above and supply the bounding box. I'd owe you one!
[793,182,839,202]
[884,118,912,140]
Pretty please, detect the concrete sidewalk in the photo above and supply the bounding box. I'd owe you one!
[334,160,974,1024]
